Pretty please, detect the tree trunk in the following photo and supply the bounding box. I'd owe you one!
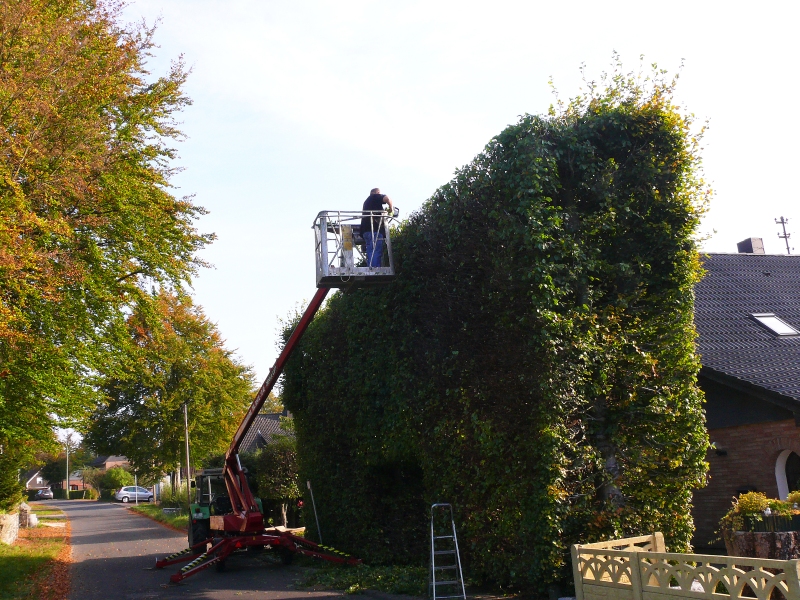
[592,398,624,505]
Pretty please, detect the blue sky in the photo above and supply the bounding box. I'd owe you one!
[121,0,800,383]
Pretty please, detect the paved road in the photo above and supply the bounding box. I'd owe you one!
[54,500,346,600]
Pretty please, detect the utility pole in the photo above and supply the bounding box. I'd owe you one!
[183,403,191,515]
[65,433,72,501]
[65,442,69,500]
[776,216,792,254]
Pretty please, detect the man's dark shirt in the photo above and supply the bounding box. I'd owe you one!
[361,194,386,236]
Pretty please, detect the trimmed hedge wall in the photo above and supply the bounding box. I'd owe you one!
[282,70,709,593]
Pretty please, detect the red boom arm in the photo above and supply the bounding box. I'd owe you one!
[221,287,329,533]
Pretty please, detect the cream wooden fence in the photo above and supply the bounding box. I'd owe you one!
[572,533,800,600]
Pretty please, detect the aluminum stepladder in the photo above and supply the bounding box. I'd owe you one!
[430,503,466,600]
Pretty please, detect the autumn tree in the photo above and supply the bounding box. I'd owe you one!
[86,292,255,481]
[0,0,211,507]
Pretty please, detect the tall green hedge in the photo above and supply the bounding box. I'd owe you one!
[282,68,709,593]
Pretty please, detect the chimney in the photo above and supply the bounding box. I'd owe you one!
[737,237,765,254]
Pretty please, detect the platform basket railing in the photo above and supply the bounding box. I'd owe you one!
[313,210,397,288]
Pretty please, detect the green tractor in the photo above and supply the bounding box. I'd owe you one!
[187,467,263,547]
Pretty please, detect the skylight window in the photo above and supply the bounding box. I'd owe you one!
[751,313,800,336]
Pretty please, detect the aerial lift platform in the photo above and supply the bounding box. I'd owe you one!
[156,208,398,583]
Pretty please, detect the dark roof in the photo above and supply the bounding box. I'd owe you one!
[240,413,294,454]
[695,253,800,405]
[87,455,128,468]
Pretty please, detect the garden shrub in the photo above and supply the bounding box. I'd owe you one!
[0,447,25,511]
[101,467,133,492]
[282,62,709,593]
[159,482,191,508]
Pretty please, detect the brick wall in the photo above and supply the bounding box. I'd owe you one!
[692,418,800,550]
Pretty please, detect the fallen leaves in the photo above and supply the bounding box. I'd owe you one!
[26,519,72,600]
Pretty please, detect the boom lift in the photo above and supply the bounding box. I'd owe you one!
[156,208,398,583]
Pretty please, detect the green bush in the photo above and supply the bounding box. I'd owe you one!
[0,447,25,511]
[717,492,800,547]
[101,466,133,493]
[282,62,708,593]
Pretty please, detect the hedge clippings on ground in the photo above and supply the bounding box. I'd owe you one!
[282,63,710,594]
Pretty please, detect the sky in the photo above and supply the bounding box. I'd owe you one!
[116,0,800,384]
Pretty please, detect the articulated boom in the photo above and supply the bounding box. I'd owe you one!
[221,287,329,533]
[156,207,399,583]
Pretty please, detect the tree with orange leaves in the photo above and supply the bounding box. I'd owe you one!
[86,292,254,483]
[0,0,212,509]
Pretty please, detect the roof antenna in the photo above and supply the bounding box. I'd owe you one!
[776,216,793,254]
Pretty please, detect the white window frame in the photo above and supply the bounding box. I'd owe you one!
[751,313,800,336]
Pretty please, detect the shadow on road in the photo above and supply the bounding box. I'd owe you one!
[74,551,344,600]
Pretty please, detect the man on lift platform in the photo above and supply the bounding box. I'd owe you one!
[361,188,394,267]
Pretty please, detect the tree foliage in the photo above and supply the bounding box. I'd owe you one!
[81,466,104,492]
[0,0,211,506]
[102,466,133,490]
[282,61,709,591]
[86,292,255,481]
[254,433,300,526]
[38,438,88,485]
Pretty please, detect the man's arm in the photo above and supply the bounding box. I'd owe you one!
[383,195,394,214]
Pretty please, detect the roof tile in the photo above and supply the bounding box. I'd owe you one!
[696,253,800,402]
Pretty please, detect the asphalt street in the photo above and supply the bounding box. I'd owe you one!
[53,500,347,600]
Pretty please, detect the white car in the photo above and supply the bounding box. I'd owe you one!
[114,486,154,503]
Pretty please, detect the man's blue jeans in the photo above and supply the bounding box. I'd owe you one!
[363,232,385,267]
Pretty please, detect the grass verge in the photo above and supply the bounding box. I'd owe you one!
[29,506,63,516]
[128,504,188,533]
[0,516,71,600]
[300,563,427,597]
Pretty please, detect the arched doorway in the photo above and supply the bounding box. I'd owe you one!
[776,450,800,499]
[787,452,800,494]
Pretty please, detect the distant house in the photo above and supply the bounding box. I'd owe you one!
[240,412,294,454]
[22,468,49,491]
[58,470,91,492]
[87,455,129,471]
[692,245,800,550]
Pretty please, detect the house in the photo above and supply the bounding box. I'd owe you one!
[87,455,129,471]
[691,243,800,550]
[55,470,91,492]
[239,412,294,454]
[22,468,49,491]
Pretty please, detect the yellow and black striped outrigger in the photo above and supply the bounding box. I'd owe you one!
[154,538,212,569]
[155,530,360,583]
